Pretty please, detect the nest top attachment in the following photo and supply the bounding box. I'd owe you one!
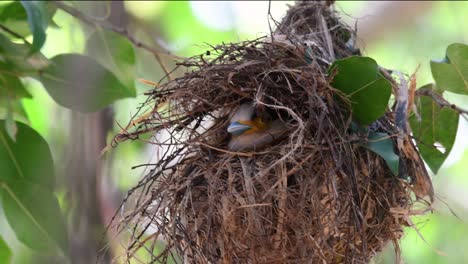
[114,1,432,263]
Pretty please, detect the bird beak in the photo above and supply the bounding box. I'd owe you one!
[227,122,252,135]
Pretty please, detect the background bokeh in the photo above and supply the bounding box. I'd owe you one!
[2,1,467,263]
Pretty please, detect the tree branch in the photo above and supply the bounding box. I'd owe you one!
[53,1,182,80]
[0,24,31,45]
[416,87,468,121]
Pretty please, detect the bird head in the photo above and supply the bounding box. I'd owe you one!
[226,102,288,151]
[227,103,267,136]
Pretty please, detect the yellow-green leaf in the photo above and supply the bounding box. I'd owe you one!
[431,43,468,95]
[0,235,12,264]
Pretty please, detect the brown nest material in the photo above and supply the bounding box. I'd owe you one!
[114,1,433,263]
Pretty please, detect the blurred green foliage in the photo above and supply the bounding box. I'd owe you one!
[0,1,466,263]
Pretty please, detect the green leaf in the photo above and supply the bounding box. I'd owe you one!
[430,43,468,95]
[20,1,49,54]
[0,1,30,37]
[0,33,49,71]
[0,1,57,39]
[409,85,459,173]
[365,132,399,176]
[0,98,29,122]
[86,29,136,91]
[0,235,12,264]
[38,53,135,112]
[1,180,68,254]
[0,120,54,190]
[329,56,392,125]
[0,2,28,21]
[0,71,32,99]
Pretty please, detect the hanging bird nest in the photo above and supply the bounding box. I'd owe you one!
[113,1,433,263]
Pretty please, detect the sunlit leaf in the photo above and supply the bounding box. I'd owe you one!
[409,85,459,173]
[365,132,399,176]
[0,235,12,264]
[86,29,136,91]
[431,43,468,95]
[20,1,49,54]
[38,53,135,112]
[1,180,68,254]
[329,56,392,125]
[0,120,53,189]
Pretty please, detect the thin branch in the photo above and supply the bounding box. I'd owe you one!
[53,1,182,79]
[416,87,468,121]
[0,24,31,45]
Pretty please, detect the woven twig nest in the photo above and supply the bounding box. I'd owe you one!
[115,2,433,263]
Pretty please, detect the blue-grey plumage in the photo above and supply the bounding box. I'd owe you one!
[227,103,288,151]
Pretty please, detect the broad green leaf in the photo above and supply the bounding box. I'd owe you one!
[329,56,392,125]
[430,43,468,95]
[0,235,12,264]
[86,29,136,91]
[1,180,68,254]
[409,85,459,173]
[20,1,49,54]
[38,53,135,112]
[365,132,399,176]
[0,120,53,189]
[0,33,49,71]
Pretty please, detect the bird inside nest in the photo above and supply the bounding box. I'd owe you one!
[227,102,289,151]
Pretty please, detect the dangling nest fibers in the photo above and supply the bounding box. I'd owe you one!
[114,1,433,263]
